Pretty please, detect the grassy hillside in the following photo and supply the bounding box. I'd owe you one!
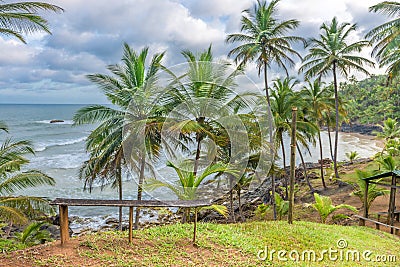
[1,221,399,266]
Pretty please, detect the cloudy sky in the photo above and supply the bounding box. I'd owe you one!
[0,0,388,104]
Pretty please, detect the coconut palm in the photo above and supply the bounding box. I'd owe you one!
[226,0,303,218]
[0,0,63,43]
[270,77,318,195]
[145,160,230,222]
[366,1,400,76]
[299,17,374,179]
[163,46,246,176]
[299,80,334,188]
[0,123,55,226]
[73,43,165,230]
[226,0,303,105]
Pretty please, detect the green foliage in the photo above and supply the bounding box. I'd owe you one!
[345,151,360,163]
[0,122,55,225]
[366,1,400,76]
[375,155,398,171]
[0,238,26,252]
[254,203,270,220]
[352,170,389,212]
[340,76,400,124]
[274,193,289,220]
[310,193,357,224]
[0,1,63,44]
[14,221,52,246]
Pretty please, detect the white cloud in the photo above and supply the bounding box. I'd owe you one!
[0,0,392,103]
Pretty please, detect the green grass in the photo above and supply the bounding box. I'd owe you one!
[12,220,399,267]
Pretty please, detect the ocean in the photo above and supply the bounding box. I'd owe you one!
[0,104,382,228]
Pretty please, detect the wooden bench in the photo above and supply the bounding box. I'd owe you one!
[50,198,211,245]
[354,215,400,235]
[376,210,400,222]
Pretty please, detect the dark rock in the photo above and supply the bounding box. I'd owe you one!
[340,123,381,135]
[50,119,64,123]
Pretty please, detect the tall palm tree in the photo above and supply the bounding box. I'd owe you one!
[299,17,374,179]
[366,1,400,77]
[226,0,302,219]
[299,79,334,188]
[73,43,165,230]
[0,122,55,225]
[226,0,303,105]
[0,0,63,43]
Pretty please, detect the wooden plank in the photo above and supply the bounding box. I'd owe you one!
[50,198,211,208]
[59,205,69,245]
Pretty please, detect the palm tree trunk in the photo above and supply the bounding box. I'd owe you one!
[263,60,276,220]
[238,187,244,221]
[296,142,314,193]
[327,118,334,161]
[264,61,270,105]
[332,62,340,179]
[318,130,327,188]
[280,134,288,199]
[117,161,123,231]
[194,136,202,176]
[229,175,235,222]
[135,156,146,229]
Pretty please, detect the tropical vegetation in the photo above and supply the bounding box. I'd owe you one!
[0,122,55,227]
[73,43,165,229]
[299,17,374,179]
[0,0,63,43]
[4,0,400,257]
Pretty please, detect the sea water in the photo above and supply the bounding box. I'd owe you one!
[0,104,382,225]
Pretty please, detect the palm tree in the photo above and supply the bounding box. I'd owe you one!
[226,0,303,218]
[0,122,55,226]
[366,1,400,76]
[299,80,334,188]
[145,160,230,222]
[226,0,303,104]
[163,46,246,176]
[73,43,165,230]
[0,0,63,43]
[299,17,374,179]
[270,77,318,195]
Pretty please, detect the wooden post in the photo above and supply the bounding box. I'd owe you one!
[388,174,397,233]
[288,107,297,224]
[59,205,69,244]
[129,207,133,243]
[193,207,198,245]
[363,181,369,223]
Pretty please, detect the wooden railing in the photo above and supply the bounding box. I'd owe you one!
[50,198,211,245]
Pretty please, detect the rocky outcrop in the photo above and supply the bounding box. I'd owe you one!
[50,119,64,123]
[340,123,381,135]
